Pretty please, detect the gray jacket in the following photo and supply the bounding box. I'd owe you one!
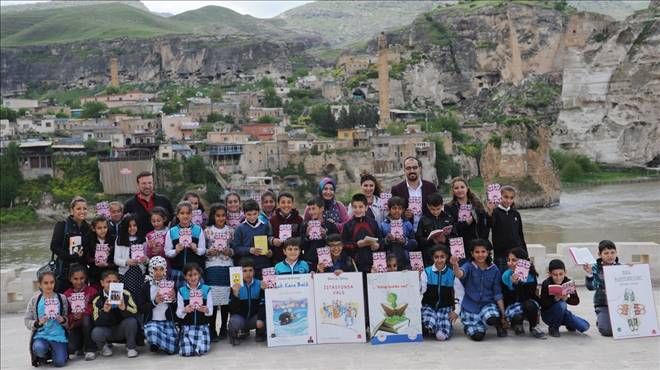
[24,292,69,331]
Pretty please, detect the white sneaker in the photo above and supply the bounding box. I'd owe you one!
[101,344,113,357]
[85,352,96,361]
[435,331,447,341]
[127,349,139,358]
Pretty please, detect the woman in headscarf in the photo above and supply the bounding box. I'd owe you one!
[304,177,350,233]
[138,257,178,354]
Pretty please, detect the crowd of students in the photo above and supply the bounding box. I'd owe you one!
[25,169,621,367]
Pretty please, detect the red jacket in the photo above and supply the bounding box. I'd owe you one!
[268,208,303,263]
[63,285,98,327]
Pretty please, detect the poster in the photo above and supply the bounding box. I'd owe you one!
[313,272,366,344]
[266,274,316,347]
[367,271,423,345]
[604,264,659,339]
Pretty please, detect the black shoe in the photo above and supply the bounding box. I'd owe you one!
[470,332,485,341]
[255,334,266,343]
[150,345,158,353]
[549,327,560,337]
[513,324,525,335]
[229,335,239,346]
[219,329,228,340]
[496,326,508,337]
[210,337,220,343]
[566,326,577,332]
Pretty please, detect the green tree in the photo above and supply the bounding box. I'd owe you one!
[0,106,18,121]
[263,86,283,108]
[183,156,209,184]
[210,86,223,102]
[0,142,22,207]
[257,115,278,124]
[310,104,337,136]
[434,139,460,184]
[81,101,108,118]
[55,109,69,118]
[560,159,584,182]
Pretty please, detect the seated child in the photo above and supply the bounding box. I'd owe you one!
[91,270,140,358]
[63,265,98,360]
[380,196,416,270]
[176,263,213,357]
[584,240,620,337]
[501,248,545,339]
[139,257,178,355]
[416,193,455,266]
[228,258,267,345]
[540,259,589,337]
[420,245,457,341]
[25,271,69,367]
[316,234,357,274]
[301,197,339,270]
[274,238,311,275]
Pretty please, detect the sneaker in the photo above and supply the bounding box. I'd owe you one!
[76,350,85,357]
[101,344,113,357]
[513,324,525,335]
[566,326,577,332]
[548,327,560,337]
[84,352,96,361]
[496,326,508,337]
[435,331,447,341]
[530,327,547,339]
[150,344,159,352]
[126,349,139,358]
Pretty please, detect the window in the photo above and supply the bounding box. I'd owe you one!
[631,255,650,264]
[162,153,169,158]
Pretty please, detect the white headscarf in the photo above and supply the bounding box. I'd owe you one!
[146,256,167,284]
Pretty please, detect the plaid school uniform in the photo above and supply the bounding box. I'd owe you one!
[144,321,178,354]
[505,301,539,321]
[421,306,454,338]
[460,303,500,337]
[179,325,210,357]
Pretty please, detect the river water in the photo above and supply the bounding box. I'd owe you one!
[1,182,658,270]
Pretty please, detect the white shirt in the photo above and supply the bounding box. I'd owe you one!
[407,180,423,231]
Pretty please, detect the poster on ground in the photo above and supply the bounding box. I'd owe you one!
[604,264,659,339]
[367,271,423,345]
[265,274,316,347]
[313,272,366,344]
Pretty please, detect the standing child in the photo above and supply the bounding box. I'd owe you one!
[584,240,620,337]
[230,200,272,279]
[445,177,490,249]
[487,185,526,272]
[183,192,207,227]
[415,193,455,266]
[85,215,116,288]
[420,245,457,341]
[316,234,357,274]
[114,214,148,300]
[225,192,244,229]
[451,239,508,341]
[63,265,98,360]
[228,258,266,345]
[341,193,382,274]
[176,263,213,357]
[165,201,207,288]
[205,203,235,342]
[501,248,545,338]
[139,257,178,355]
[107,201,124,238]
[541,259,589,337]
[380,196,416,270]
[300,197,339,270]
[258,191,276,225]
[269,192,303,263]
[274,238,310,275]
[145,207,170,262]
[25,272,69,367]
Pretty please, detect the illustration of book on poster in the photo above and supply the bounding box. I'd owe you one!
[179,228,192,247]
[458,204,472,222]
[379,192,392,211]
[279,224,293,241]
[389,219,404,239]
[108,283,124,305]
[189,288,203,309]
[313,272,366,344]
[408,196,422,216]
[409,251,424,272]
[449,238,465,259]
[130,243,145,260]
[307,220,322,240]
[266,274,316,347]
[95,243,109,265]
[604,264,659,339]
[367,271,423,344]
[548,281,576,296]
[44,297,59,319]
[317,247,333,268]
[372,252,387,273]
[158,280,175,303]
[254,235,269,256]
[95,201,111,218]
[68,292,87,314]
[569,247,597,265]
[262,267,276,289]
[192,209,204,226]
[69,235,82,255]
[514,259,531,281]
[229,266,244,287]
[487,183,501,205]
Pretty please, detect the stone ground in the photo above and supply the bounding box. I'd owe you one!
[2,287,659,370]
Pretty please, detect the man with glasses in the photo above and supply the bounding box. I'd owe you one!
[390,156,438,231]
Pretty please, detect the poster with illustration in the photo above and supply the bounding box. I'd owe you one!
[313,272,365,344]
[266,274,316,347]
[367,271,423,345]
[604,264,659,339]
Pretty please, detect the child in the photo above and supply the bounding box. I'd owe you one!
[139,257,178,355]
[225,192,244,229]
[451,239,507,341]
[145,207,170,261]
[25,271,69,367]
[540,259,589,337]
[63,265,98,360]
[341,193,382,273]
[114,214,148,300]
[269,192,303,263]
[386,254,399,272]
[445,177,490,250]
[487,185,526,272]
[584,240,620,337]
[380,196,416,270]
[316,234,357,274]
[108,201,124,237]
[91,270,140,358]
[183,191,207,227]
[165,201,207,288]
[205,203,235,341]
[85,215,116,288]
[228,258,266,345]
[420,245,457,341]
[274,238,310,275]
[176,263,213,357]
[501,248,545,338]
[258,191,276,225]
[415,193,455,266]
[300,197,339,270]
[230,200,272,279]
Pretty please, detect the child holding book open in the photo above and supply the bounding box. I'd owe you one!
[540,259,589,337]
[230,200,272,279]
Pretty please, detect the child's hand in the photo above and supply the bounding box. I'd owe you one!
[249,247,259,256]
[369,242,380,251]
[189,243,198,253]
[184,304,195,313]
[273,238,282,247]
[118,300,126,311]
[449,255,459,266]
[206,248,218,257]
[223,248,233,257]
[465,214,474,225]
[56,315,66,323]
[486,202,495,215]
[155,292,163,304]
[449,311,458,323]
[103,301,112,312]
[139,256,148,264]
[511,273,521,283]
[333,269,343,276]
[175,243,184,253]
[126,258,136,266]
[96,261,108,267]
[582,264,593,276]
[232,284,241,296]
[73,312,82,320]
[266,250,273,258]
[196,305,208,313]
[38,317,48,325]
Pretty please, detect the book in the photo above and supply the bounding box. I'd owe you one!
[427,225,453,241]
[373,252,387,273]
[230,266,244,287]
[364,236,379,243]
[68,292,86,314]
[549,281,576,296]
[279,224,292,241]
[158,280,175,303]
[192,209,204,226]
[212,230,230,251]
[130,244,145,260]
[449,238,465,259]
[379,192,392,211]
[250,193,261,203]
[189,289,203,309]
[262,267,276,289]
[147,230,166,249]
[409,251,424,271]
[254,235,269,255]
[308,220,322,240]
[227,212,242,228]
[179,228,192,247]
[514,259,531,281]
[108,283,124,305]
[69,235,82,255]
[408,196,422,216]
[569,247,597,265]
[44,297,59,319]
[317,247,333,268]
[389,219,404,239]
[95,201,111,218]
[487,183,502,205]
[95,243,109,265]
[458,204,472,222]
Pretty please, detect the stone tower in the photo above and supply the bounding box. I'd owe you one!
[110,57,119,87]
[377,32,390,128]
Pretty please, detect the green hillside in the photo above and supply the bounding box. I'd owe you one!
[172,5,292,38]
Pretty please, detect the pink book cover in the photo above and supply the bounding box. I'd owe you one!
[458,204,472,222]
[95,201,111,218]
[147,230,166,252]
[192,209,204,226]
[227,212,242,228]
[563,281,576,295]
[389,219,404,239]
[130,244,145,260]
[487,183,502,205]
[410,251,424,271]
[449,238,465,259]
[158,280,175,303]
[179,228,193,247]
[317,247,333,268]
[372,252,387,273]
[44,297,59,319]
[408,196,422,216]
[213,230,230,251]
[189,289,203,308]
[279,224,292,240]
[379,192,392,211]
[262,267,276,289]
[95,243,109,265]
[308,220,322,240]
[68,292,87,314]
[514,259,531,281]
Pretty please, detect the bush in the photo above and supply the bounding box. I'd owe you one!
[0,206,38,227]
[560,159,584,181]
[488,134,502,149]
[434,139,460,183]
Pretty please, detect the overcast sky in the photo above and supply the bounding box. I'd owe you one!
[0,1,313,18]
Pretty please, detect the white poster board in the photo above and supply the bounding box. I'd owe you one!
[265,274,316,347]
[313,272,366,344]
[604,264,659,339]
[367,271,423,344]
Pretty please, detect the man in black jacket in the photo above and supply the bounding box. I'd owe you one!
[123,171,174,238]
[390,156,438,231]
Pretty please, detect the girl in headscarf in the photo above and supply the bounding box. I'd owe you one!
[139,256,178,354]
[305,177,350,233]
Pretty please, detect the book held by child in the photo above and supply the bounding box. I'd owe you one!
[95,243,110,265]
[549,281,576,296]
[179,228,193,247]
[308,220,323,240]
[409,251,424,271]
[262,267,276,288]
[373,252,387,273]
[68,292,86,314]
[449,238,465,259]
[189,288,203,308]
[458,204,472,222]
[229,267,243,286]
[158,280,175,303]
[317,247,333,268]
[108,282,124,304]
[569,247,597,265]
[279,224,293,241]
[514,259,531,281]
[254,235,269,255]
[487,183,502,205]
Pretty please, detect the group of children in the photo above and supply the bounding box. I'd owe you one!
[26,182,620,367]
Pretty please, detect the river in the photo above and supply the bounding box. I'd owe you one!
[1,182,658,270]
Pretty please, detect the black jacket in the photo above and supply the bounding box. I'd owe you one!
[228,280,265,320]
[84,234,116,286]
[489,207,526,259]
[300,219,339,269]
[92,290,138,327]
[50,216,91,291]
[415,212,456,265]
[123,194,174,238]
[444,202,490,248]
[539,276,579,311]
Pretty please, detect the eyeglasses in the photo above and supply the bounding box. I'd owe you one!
[405,166,419,171]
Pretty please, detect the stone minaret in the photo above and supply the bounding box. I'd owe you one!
[110,57,119,87]
[377,32,390,128]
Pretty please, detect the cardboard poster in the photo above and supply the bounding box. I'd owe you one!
[266,274,316,347]
[367,271,423,344]
[313,272,366,344]
[604,264,659,339]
